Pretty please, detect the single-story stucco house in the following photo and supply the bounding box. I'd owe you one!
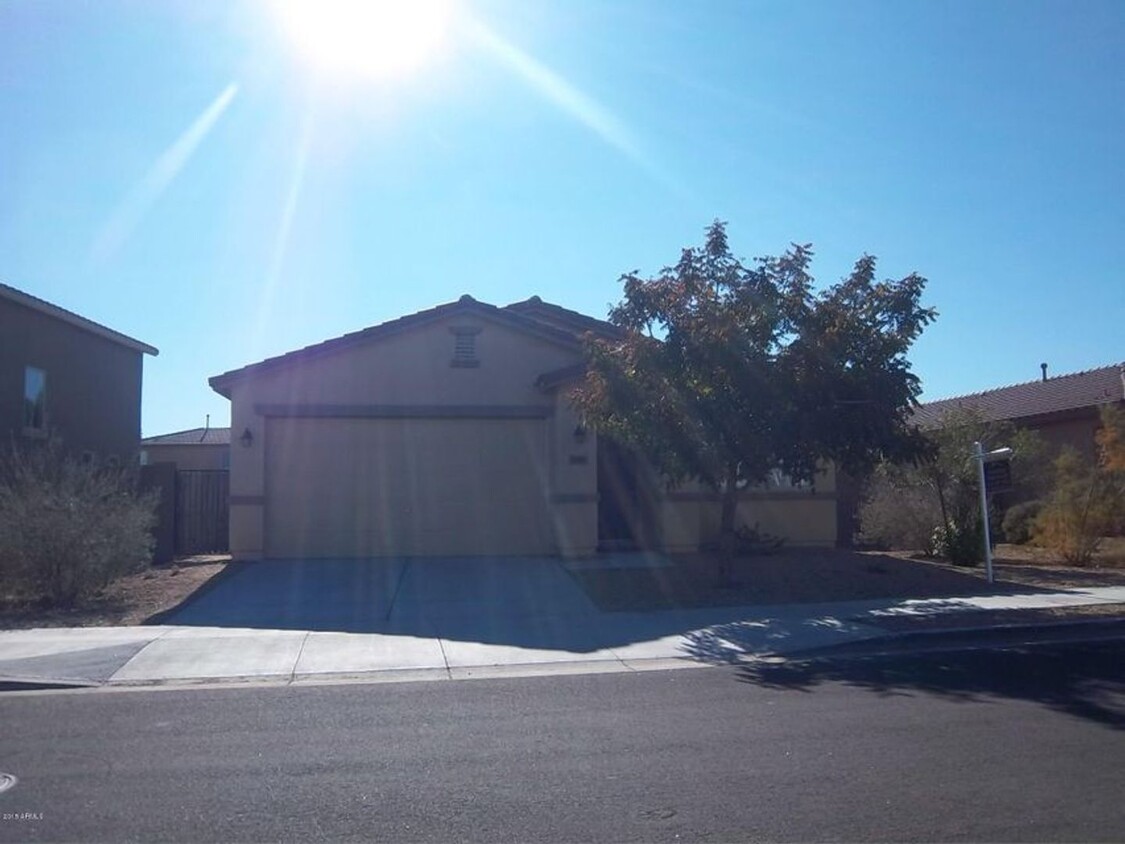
[142,426,231,470]
[209,295,837,561]
[914,362,1125,463]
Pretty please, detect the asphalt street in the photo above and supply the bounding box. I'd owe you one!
[0,638,1122,842]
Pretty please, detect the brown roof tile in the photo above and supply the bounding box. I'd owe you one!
[915,363,1125,427]
[142,427,231,446]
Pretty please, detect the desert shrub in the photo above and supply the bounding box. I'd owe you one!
[931,519,983,566]
[732,523,784,556]
[1000,500,1042,545]
[1097,404,1125,473]
[857,407,1046,556]
[1032,447,1122,566]
[0,442,157,607]
[1095,404,1125,535]
[858,471,943,552]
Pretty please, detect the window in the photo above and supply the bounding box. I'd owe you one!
[450,326,481,368]
[23,366,47,433]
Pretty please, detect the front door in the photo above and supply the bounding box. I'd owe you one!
[597,437,640,550]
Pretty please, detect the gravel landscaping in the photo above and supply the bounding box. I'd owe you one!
[0,556,228,630]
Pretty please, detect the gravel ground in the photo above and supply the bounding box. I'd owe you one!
[0,557,228,629]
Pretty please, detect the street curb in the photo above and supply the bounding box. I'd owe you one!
[0,677,97,692]
[787,615,1125,660]
[0,656,714,695]
[2,615,1121,695]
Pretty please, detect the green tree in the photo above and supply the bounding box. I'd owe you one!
[570,221,936,580]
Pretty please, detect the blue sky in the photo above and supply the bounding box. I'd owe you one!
[2,0,1122,437]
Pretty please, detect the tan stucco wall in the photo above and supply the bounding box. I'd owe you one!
[1024,414,1101,463]
[665,463,838,550]
[733,497,837,546]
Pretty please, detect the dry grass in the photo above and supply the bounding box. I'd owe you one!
[568,547,1125,613]
[0,556,228,630]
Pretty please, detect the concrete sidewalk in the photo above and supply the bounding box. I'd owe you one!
[1,586,1123,689]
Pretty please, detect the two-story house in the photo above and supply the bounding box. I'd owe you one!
[0,282,158,463]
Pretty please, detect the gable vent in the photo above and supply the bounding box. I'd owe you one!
[450,326,481,368]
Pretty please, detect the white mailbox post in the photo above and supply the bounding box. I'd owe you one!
[973,442,1013,584]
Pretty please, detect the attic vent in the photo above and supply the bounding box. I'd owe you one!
[450,326,481,368]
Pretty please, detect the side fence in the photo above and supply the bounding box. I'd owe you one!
[141,465,229,562]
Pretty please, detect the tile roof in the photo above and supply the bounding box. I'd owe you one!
[142,427,231,446]
[209,295,594,398]
[504,296,623,340]
[0,281,158,355]
[915,363,1125,427]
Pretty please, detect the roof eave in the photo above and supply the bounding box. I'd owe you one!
[0,282,158,356]
[209,296,580,396]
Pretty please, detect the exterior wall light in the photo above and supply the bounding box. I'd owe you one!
[573,424,587,444]
[239,427,254,448]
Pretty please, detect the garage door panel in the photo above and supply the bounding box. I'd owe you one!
[264,417,552,557]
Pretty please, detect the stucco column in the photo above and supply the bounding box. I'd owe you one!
[227,385,265,560]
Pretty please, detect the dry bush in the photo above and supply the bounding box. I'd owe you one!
[858,470,943,552]
[0,443,157,607]
[1032,447,1121,566]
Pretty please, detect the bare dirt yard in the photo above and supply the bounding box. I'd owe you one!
[569,545,1125,614]
[0,556,228,630]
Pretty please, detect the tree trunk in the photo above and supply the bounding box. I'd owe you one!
[717,463,739,587]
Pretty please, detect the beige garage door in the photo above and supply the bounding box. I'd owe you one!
[264,417,553,558]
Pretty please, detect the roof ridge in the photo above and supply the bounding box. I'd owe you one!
[505,296,622,337]
[922,362,1125,406]
[145,426,209,439]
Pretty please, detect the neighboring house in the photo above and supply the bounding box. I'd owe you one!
[0,281,158,462]
[140,426,231,561]
[142,426,231,470]
[915,363,1125,463]
[210,295,836,561]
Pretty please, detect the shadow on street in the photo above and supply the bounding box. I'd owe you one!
[720,638,1125,729]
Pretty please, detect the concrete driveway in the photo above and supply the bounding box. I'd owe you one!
[162,556,603,648]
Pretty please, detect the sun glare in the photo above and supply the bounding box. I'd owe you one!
[275,0,453,82]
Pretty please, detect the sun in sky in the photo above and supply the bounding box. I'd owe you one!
[273,0,455,82]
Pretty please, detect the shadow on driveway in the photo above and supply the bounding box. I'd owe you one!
[153,554,1058,656]
[154,556,889,653]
